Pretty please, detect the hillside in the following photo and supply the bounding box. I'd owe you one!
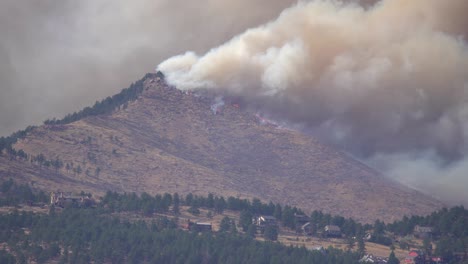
[0,73,443,222]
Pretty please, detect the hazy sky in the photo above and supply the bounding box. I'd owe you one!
[2,0,468,205]
[0,0,296,136]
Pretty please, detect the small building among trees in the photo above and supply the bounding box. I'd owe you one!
[301,222,313,236]
[253,215,277,227]
[413,225,433,239]
[186,220,212,232]
[324,225,342,237]
[253,215,278,233]
[360,254,389,264]
[294,213,310,225]
[50,192,94,208]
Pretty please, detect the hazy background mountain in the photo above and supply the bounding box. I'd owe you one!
[1,0,468,205]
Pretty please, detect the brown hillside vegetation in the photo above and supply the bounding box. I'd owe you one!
[2,74,443,222]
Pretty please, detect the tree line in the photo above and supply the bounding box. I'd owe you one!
[387,206,468,262]
[0,125,36,156]
[0,207,360,264]
[1,179,467,262]
[44,73,157,126]
[0,179,48,206]
[0,72,161,156]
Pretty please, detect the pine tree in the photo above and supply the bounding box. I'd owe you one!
[422,237,432,256]
[207,193,214,208]
[173,193,180,215]
[264,226,278,241]
[274,204,282,220]
[214,197,226,213]
[388,250,400,264]
[240,210,253,231]
[220,216,232,233]
[346,237,355,251]
[357,236,366,257]
[281,205,295,229]
[247,224,257,238]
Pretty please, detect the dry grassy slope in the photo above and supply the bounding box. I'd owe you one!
[6,75,443,222]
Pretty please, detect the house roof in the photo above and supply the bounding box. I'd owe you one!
[414,225,433,233]
[408,250,421,257]
[196,222,212,226]
[260,215,276,220]
[294,213,308,218]
[325,225,341,232]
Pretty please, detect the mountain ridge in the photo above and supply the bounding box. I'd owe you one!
[1,73,443,222]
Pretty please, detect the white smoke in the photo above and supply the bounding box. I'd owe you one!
[158,0,468,205]
[211,96,225,115]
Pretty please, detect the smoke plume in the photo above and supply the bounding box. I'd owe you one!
[158,0,468,204]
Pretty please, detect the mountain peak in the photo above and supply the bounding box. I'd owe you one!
[2,73,443,222]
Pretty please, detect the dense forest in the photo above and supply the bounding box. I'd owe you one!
[0,207,360,263]
[0,180,467,263]
[0,179,48,206]
[386,207,468,261]
[100,191,468,262]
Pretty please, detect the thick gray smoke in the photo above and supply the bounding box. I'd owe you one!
[0,0,294,136]
[158,0,468,205]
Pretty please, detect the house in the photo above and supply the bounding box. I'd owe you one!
[359,254,388,263]
[294,213,310,225]
[186,220,212,232]
[405,250,425,264]
[301,222,313,236]
[413,225,433,238]
[364,232,373,241]
[194,222,212,232]
[324,225,341,237]
[50,192,95,208]
[253,215,278,232]
[253,215,277,227]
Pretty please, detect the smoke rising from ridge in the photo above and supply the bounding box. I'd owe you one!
[158,0,468,204]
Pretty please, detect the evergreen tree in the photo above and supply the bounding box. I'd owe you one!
[373,219,385,236]
[207,193,214,208]
[282,205,295,229]
[239,210,253,232]
[357,235,366,257]
[274,203,282,220]
[214,196,226,213]
[173,193,180,215]
[247,224,257,238]
[264,226,278,241]
[230,220,238,234]
[422,237,432,256]
[251,198,262,214]
[346,237,355,251]
[185,193,194,206]
[435,237,454,262]
[220,216,232,233]
[0,250,16,264]
[388,250,399,264]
